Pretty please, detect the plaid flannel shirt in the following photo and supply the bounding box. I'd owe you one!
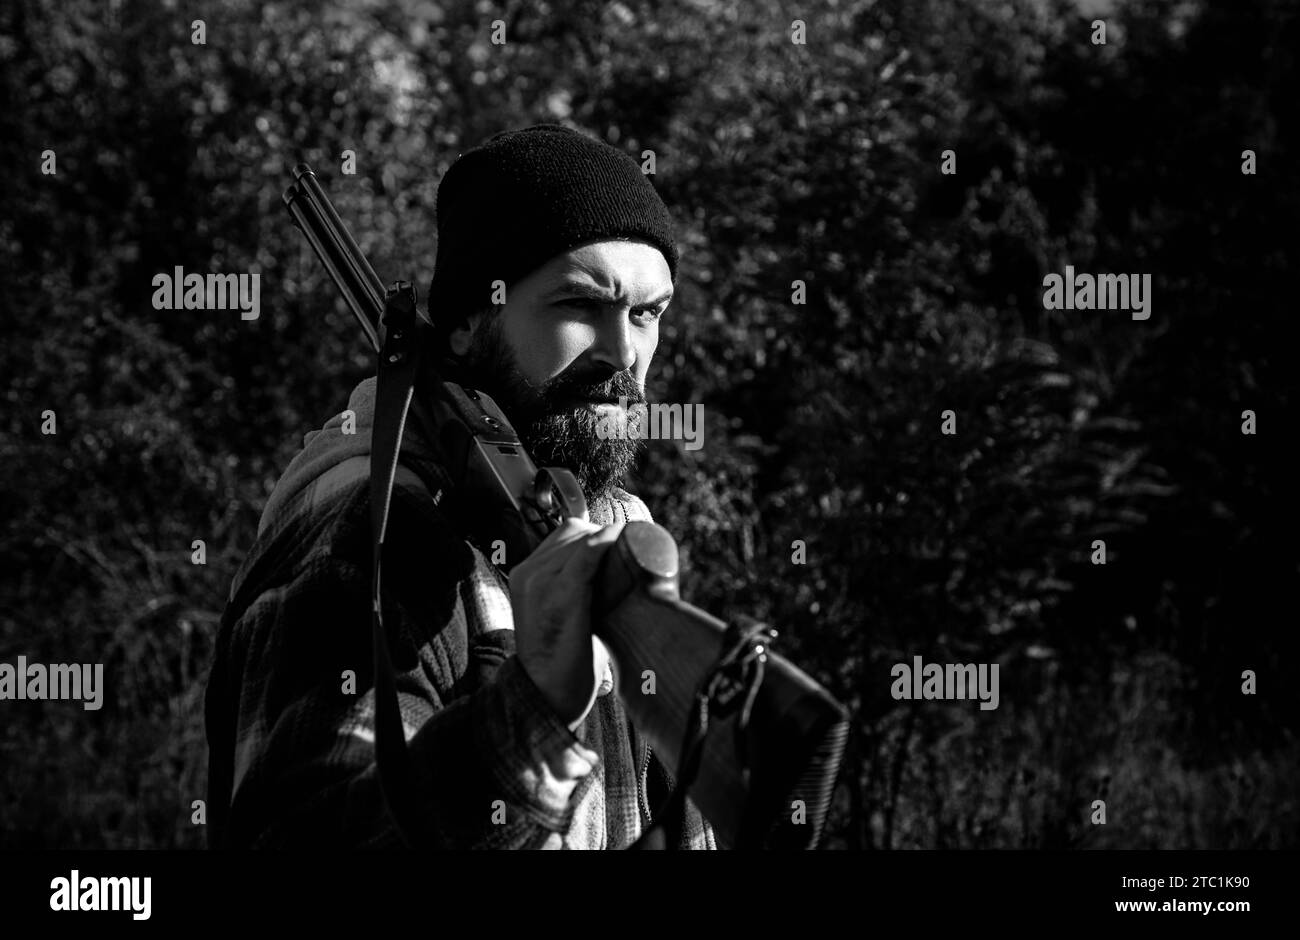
[204,376,716,850]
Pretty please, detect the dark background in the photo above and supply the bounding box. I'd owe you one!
[1,0,1296,849]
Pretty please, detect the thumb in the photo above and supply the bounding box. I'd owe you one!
[592,635,614,697]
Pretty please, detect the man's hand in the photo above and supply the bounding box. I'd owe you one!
[510,516,623,731]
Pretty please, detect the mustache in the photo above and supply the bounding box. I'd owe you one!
[542,367,645,406]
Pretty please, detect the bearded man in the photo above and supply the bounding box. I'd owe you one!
[204,124,716,850]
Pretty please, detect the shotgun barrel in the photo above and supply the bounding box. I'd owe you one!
[283,163,385,352]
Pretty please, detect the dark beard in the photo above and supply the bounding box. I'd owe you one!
[459,318,646,506]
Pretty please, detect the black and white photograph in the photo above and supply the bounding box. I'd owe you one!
[1,0,1295,923]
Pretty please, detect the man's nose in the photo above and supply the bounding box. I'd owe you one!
[588,312,637,374]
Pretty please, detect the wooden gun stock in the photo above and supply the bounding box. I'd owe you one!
[597,522,850,849]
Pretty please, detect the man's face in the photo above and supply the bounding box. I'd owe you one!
[459,239,673,504]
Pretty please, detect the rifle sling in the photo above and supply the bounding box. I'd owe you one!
[369,282,435,848]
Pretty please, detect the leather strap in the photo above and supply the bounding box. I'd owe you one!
[369,281,434,847]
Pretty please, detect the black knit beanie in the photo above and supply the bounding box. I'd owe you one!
[427,124,678,333]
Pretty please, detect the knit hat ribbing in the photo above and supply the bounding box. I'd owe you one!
[427,124,678,329]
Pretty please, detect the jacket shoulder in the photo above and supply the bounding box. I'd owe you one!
[224,465,473,635]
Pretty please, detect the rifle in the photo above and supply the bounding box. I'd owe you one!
[283,162,850,849]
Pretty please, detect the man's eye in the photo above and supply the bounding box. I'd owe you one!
[633,305,666,322]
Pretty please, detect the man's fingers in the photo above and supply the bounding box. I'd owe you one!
[521,517,601,568]
[511,520,623,604]
[592,635,614,696]
[554,522,625,583]
[548,516,601,545]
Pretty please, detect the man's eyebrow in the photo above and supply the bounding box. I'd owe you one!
[543,281,673,307]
